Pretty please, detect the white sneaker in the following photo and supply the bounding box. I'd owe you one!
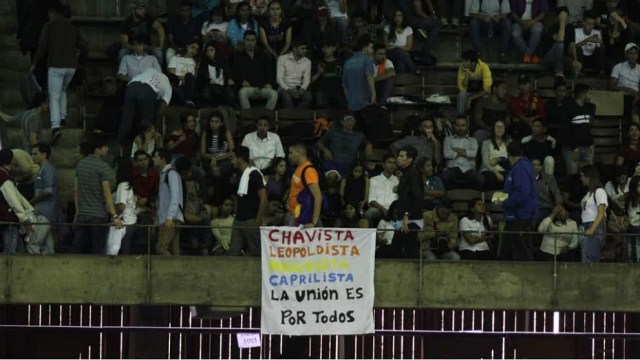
[426,94,451,104]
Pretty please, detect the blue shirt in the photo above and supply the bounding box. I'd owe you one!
[342,52,374,112]
[226,18,260,48]
[34,161,57,221]
[502,157,538,221]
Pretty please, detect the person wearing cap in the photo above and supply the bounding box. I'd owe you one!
[510,0,548,63]
[318,115,372,187]
[311,41,347,109]
[119,0,165,66]
[420,199,461,260]
[508,75,546,140]
[229,145,267,256]
[610,42,640,115]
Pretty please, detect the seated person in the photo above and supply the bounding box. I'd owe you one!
[383,8,416,74]
[334,201,369,228]
[416,157,446,210]
[166,1,202,65]
[459,198,494,260]
[318,115,371,186]
[211,197,235,255]
[117,36,161,82]
[339,163,369,213]
[603,9,631,72]
[610,43,640,116]
[615,123,640,176]
[390,117,440,165]
[557,0,593,24]
[541,8,574,79]
[605,166,629,211]
[521,119,557,176]
[364,154,398,227]
[233,31,278,110]
[259,0,293,58]
[441,116,484,190]
[537,204,578,261]
[420,200,460,261]
[118,0,164,65]
[131,123,163,157]
[510,0,547,63]
[166,111,200,163]
[479,120,510,190]
[456,49,492,116]
[168,40,200,106]
[508,75,546,140]
[546,80,573,136]
[568,10,606,76]
[532,157,563,221]
[302,7,338,59]
[311,41,346,109]
[240,116,285,171]
[178,158,213,256]
[195,41,236,107]
[376,200,401,258]
[226,2,260,50]
[473,80,510,146]
[561,173,587,224]
[276,41,312,109]
[200,7,231,52]
[264,157,289,202]
[468,0,512,61]
[345,11,380,54]
[372,42,396,106]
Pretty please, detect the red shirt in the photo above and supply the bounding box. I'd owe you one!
[133,167,160,199]
[174,129,199,159]
[509,95,546,121]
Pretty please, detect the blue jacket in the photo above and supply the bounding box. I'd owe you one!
[502,156,538,221]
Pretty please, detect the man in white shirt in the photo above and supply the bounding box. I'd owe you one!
[276,41,312,109]
[373,43,396,106]
[364,154,399,227]
[569,11,605,76]
[240,116,285,171]
[610,42,640,115]
[441,116,484,190]
[119,69,173,155]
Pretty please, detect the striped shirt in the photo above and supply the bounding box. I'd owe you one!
[76,154,116,218]
[33,18,87,68]
[207,134,229,157]
[568,101,595,147]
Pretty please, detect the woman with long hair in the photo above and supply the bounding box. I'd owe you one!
[383,8,417,74]
[131,123,163,158]
[259,0,292,58]
[264,157,289,202]
[226,1,260,49]
[480,120,509,190]
[458,198,494,260]
[579,165,608,263]
[339,162,369,212]
[196,41,236,106]
[625,176,640,263]
[106,159,138,255]
[201,111,235,205]
[334,201,369,228]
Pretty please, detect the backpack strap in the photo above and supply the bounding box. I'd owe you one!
[165,168,184,215]
[300,165,313,189]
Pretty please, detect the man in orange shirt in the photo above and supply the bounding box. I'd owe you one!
[287,144,323,227]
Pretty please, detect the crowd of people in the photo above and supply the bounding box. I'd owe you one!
[1,0,640,263]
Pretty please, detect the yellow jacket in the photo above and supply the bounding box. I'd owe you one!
[457,59,492,93]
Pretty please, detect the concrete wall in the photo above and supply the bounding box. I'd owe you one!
[1,255,637,312]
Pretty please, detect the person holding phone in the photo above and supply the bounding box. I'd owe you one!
[568,10,606,77]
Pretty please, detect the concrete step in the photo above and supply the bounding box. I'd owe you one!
[5,128,85,150]
[49,147,83,169]
[56,168,75,205]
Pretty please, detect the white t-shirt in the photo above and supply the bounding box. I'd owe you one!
[326,0,348,18]
[384,25,413,47]
[377,219,396,246]
[521,0,533,20]
[373,59,395,78]
[168,55,197,78]
[201,21,229,36]
[581,188,608,223]
[611,61,640,92]
[575,28,602,56]
[115,182,137,225]
[459,216,491,252]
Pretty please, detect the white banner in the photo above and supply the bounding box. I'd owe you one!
[260,227,376,335]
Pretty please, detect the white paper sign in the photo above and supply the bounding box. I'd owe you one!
[236,333,262,348]
[260,227,376,335]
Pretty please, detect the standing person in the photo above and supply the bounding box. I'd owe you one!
[394,146,425,259]
[0,149,34,254]
[31,2,87,145]
[579,165,607,263]
[229,146,268,256]
[0,93,48,152]
[496,141,538,261]
[342,36,376,115]
[119,69,172,155]
[287,144,322,227]
[153,148,185,256]
[106,159,138,255]
[72,133,122,254]
[372,43,397,106]
[29,143,57,254]
[564,84,596,175]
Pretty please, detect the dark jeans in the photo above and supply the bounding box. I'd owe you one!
[500,219,535,261]
[229,219,261,256]
[441,167,484,190]
[409,16,442,54]
[17,182,34,200]
[390,222,421,259]
[279,89,313,109]
[435,0,463,19]
[375,78,395,105]
[173,73,196,105]
[315,87,347,109]
[577,47,605,75]
[119,82,158,144]
[119,226,137,255]
[386,48,416,74]
[71,214,109,254]
[469,18,512,54]
[201,83,236,107]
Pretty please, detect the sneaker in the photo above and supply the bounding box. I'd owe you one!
[523,55,532,63]
[50,128,62,146]
[531,56,541,64]
[441,17,449,26]
[451,17,460,27]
